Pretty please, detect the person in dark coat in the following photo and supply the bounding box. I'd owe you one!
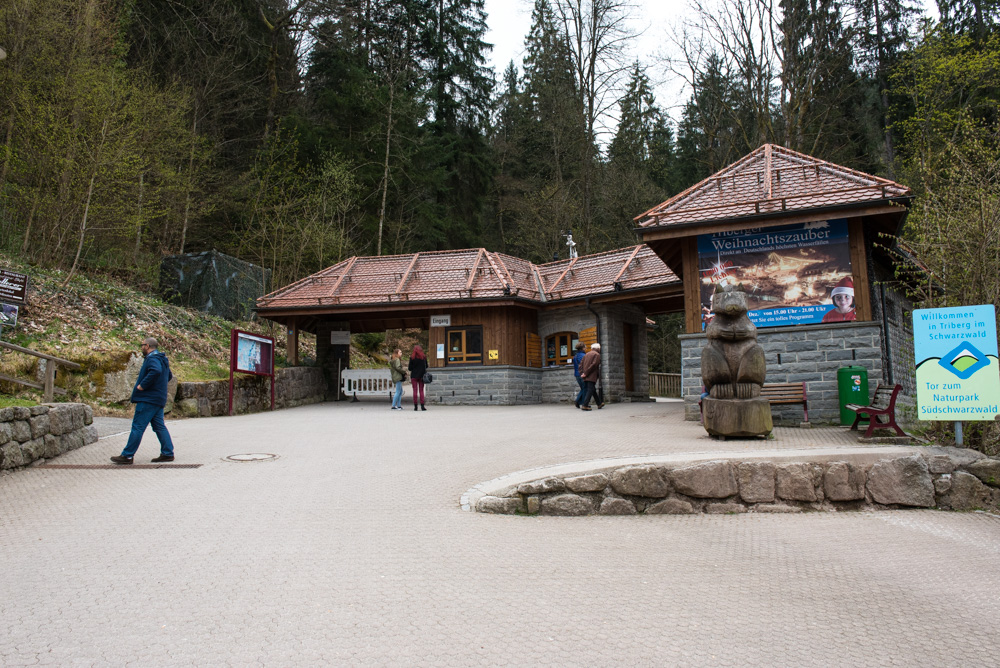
[111,337,175,464]
[408,344,428,411]
[579,342,604,411]
[572,342,587,408]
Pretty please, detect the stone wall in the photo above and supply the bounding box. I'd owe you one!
[476,451,1000,516]
[542,366,580,404]
[431,366,542,405]
[0,404,98,470]
[680,322,883,424]
[174,366,326,417]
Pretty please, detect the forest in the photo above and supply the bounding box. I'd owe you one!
[0,0,999,308]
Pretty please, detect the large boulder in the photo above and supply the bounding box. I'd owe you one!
[964,459,1000,488]
[564,473,609,493]
[476,496,520,514]
[646,498,696,515]
[939,471,996,511]
[541,494,596,516]
[598,496,637,515]
[610,465,672,498]
[517,477,566,495]
[823,462,866,502]
[867,456,935,507]
[737,462,776,503]
[776,463,822,502]
[670,461,738,499]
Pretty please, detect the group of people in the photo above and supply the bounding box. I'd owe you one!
[389,345,430,411]
[572,342,604,411]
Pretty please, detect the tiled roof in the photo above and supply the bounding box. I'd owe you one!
[636,144,911,228]
[257,245,678,310]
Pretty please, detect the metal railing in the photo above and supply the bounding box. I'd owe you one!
[649,372,681,398]
[0,340,82,402]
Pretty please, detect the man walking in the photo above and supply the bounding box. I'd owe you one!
[579,342,604,411]
[111,337,175,464]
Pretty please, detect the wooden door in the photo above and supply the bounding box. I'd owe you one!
[623,323,634,391]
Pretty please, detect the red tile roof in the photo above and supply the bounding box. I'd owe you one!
[636,144,911,229]
[257,245,679,310]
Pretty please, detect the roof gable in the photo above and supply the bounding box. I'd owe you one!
[636,144,911,228]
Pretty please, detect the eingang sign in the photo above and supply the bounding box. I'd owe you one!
[698,219,853,328]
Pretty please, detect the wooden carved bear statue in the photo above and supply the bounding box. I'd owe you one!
[700,283,773,438]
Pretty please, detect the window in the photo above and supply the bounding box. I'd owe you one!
[446,326,483,365]
[545,332,578,366]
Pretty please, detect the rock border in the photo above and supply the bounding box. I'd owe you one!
[472,450,1000,516]
[0,404,98,470]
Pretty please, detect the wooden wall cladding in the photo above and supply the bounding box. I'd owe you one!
[427,305,538,368]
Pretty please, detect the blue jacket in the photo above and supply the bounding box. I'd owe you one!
[572,350,586,377]
[131,350,173,406]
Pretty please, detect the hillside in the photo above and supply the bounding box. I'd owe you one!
[0,254,314,414]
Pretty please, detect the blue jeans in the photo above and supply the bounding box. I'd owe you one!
[121,402,174,458]
[575,376,586,406]
[392,381,403,408]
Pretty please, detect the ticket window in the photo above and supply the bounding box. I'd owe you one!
[545,332,578,366]
[446,326,483,365]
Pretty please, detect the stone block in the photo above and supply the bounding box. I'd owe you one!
[776,463,821,502]
[867,456,935,507]
[29,405,49,416]
[823,462,866,501]
[0,422,11,445]
[10,407,30,420]
[645,498,696,514]
[540,493,595,516]
[785,341,818,353]
[46,406,75,435]
[525,496,541,514]
[60,430,85,454]
[0,407,13,421]
[1,442,25,469]
[11,420,31,443]
[598,497,638,515]
[20,437,45,461]
[737,462,775,503]
[817,338,846,350]
[43,434,60,458]
[476,496,520,514]
[84,404,94,425]
[517,477,566,495]
[824,350,855,362]
[175,399,199,418]
[934,474,952,495]
[925,455,956,475]
[671,460,738,499]
[939,471,995,511]
[610,465,672,497]
[29,414,50,439]
[564,473,609,493]
[705,502,747,514]
[964,459,1000,487]
[82,425,99,445]
[754,504,803,513]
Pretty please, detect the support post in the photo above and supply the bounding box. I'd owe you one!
[43,360,56,403]
[955,421,964,447]
[287,318,299,366]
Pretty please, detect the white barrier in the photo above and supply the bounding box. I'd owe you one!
[341,369,394,401]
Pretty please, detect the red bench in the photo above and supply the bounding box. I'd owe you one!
[846,383,906,438]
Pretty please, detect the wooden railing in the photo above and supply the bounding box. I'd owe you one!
[0,340,82,402]
[649,372,682,398]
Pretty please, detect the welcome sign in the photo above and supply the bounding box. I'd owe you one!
[913,305,1000,420]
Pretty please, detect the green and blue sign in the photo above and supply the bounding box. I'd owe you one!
[913,305,1000,420]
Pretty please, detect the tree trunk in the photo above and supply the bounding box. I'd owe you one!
[377,86,394,257]
[133,171,145,266]
[179,112,197,254]
[62,170,97,288]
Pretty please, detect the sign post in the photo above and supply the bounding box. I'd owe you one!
[913,305,1000,445]
[229,329,276,415]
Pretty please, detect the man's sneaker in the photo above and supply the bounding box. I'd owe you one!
[151,455,174,463]
[580,406,592,411]
[110,456,133,465]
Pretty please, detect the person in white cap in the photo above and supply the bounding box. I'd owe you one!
[822,276,856,322]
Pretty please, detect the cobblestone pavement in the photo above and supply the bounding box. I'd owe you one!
[2,400,999,666]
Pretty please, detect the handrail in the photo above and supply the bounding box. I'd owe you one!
[649,372,681,398]
[0,340,82,402]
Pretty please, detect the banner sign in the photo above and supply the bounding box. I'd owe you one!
[430,314,451,327]
[0,269,28,303]
[698,219,853,329]
[913,305,1000,420]
[0,303,18,327]
[232,330,274,376]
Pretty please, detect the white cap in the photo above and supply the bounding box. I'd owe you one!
[591,343,601,351]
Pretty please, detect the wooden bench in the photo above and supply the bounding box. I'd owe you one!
[699,382,809,425]
[760,382,809,425]
[846,383,905,438]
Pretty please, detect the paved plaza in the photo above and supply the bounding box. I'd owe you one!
[2,399,999,666]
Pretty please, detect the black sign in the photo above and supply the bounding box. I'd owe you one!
[0,269,27,303]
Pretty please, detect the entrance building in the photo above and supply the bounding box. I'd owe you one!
[635,144,917,423]
[256,245,682,405]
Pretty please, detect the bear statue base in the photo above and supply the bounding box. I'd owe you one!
[702,397,773,439]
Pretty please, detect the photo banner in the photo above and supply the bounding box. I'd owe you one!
[697,219,853,329]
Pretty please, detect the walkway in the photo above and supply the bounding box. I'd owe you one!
[1,400,998,666]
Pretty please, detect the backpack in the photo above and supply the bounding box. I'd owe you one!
[423,372,433,384]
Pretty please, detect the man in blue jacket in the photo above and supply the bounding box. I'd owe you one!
[111,337,175,464]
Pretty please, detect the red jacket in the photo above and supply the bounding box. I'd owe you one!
[580,350,601,382]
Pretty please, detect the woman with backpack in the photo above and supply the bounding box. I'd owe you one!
[408,345,428,411]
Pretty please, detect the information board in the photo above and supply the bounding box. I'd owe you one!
[697,219,853,328]
[0,303,17,327]
[0,268,28,303]
[913,305,1000,420]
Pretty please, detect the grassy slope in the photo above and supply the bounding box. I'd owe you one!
[0,253,314,413]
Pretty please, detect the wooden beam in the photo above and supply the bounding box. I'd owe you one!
[0,372,66,395]
[286,317,299,366]
[396,253,420,294]
[492,253,516,291]
[848,218,873,322]
[485,253,510,291]
[0,341,83,369]
[613,246,642,283]
[682,238,702,334]
[465,249,484,290]
[547,257,578,292]
[324,256,357,302]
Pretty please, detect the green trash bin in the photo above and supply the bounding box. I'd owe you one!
[837,365,869,425]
